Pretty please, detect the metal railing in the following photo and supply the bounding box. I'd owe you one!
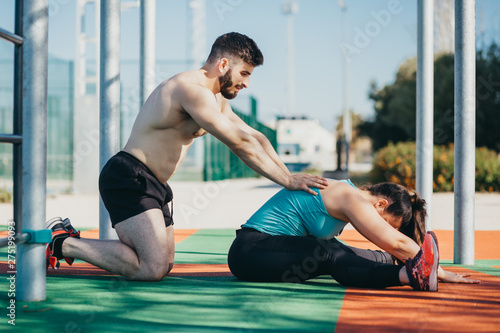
[0,1,24,247]
[0,0,51,302]
[0,27,23,45]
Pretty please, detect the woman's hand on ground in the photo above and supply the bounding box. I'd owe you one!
[438,267,481,284]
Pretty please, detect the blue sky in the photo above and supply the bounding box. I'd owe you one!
[1,0,499,130]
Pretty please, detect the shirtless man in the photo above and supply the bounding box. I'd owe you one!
[45,32,328,281]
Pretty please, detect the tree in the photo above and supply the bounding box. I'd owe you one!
[476,43,500,151]
[359,43,500,152]
[336,110,364,141]
[359,57,418,150]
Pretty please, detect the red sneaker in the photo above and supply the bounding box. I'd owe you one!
[61,218,80,265]
[405,231,439,291]
[45,217,70,270]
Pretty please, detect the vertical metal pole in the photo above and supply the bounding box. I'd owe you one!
[99,0,120,240]
[286,11,295,115]
[17,0,49,302]
[341,5,351,172]
[282,2,297,115]
[13,0,24,236]
[188,0,206,70]
[75,0,85,98]
[140,0,156,107]
[73,0,101,195]
[187,0,206,176]
[454,0,475,265]
[416,0,434,231]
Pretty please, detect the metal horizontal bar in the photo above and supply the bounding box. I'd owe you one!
[83,36,97,43]
[0,27,23,45]
[0,233,31,248]
[0,134,22,144]
[121,0,140,10]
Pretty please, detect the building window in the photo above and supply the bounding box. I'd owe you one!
[278,143,300,156]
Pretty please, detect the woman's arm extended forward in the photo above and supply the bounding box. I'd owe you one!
[322,183,420,262]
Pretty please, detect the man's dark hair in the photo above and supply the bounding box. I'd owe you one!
[206,32,263,67]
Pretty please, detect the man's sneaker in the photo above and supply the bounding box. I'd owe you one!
[405,231,440,291]
[61,218,80,265]
[46,217,71,270]
[62,217,81,239]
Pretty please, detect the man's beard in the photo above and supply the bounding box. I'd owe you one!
[219,69,238,99]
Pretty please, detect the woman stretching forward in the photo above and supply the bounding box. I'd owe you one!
[228,179,479,291]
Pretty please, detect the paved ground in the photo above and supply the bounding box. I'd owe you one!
[0,177,498,231]
[2,226,499,332]
[1,178,499,332]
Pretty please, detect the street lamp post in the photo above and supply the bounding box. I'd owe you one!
[282,1,298,116]
[338,0,350,172]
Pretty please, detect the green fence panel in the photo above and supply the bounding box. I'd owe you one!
[0,58,74,181]
[203,97,277,181]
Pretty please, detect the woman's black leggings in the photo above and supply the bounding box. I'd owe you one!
[227,228,402,289]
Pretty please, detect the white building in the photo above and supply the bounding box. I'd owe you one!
[275,116,336,172]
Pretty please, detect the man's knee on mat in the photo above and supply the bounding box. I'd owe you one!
[129,260,172,281]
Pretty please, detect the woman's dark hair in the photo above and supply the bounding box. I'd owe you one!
[206,32,264,67]
[362,182,427,246]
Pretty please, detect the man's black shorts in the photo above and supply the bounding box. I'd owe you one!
[99,151,173,228]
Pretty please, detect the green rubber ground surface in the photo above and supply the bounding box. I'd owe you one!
[0,229,346,332]
[1,228,499,332]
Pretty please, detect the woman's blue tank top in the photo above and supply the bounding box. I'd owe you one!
[242,179,356,240]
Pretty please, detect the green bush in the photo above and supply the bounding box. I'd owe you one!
[371,142,500,192]
[0,187,12,203]
[475,147,500,191]
[433,144,455,192]
[371,141,417,189]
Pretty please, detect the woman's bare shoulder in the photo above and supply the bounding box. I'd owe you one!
[320,180,361,220]
[320,180,358,196]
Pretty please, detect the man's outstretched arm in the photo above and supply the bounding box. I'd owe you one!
[176,84,327,194]
[221,100,329,193]
[221,99,291,176]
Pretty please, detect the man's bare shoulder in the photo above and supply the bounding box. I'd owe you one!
[160,71,213,98]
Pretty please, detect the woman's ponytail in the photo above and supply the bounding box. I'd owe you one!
[364,183,428,264]
[407,192,427,245]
